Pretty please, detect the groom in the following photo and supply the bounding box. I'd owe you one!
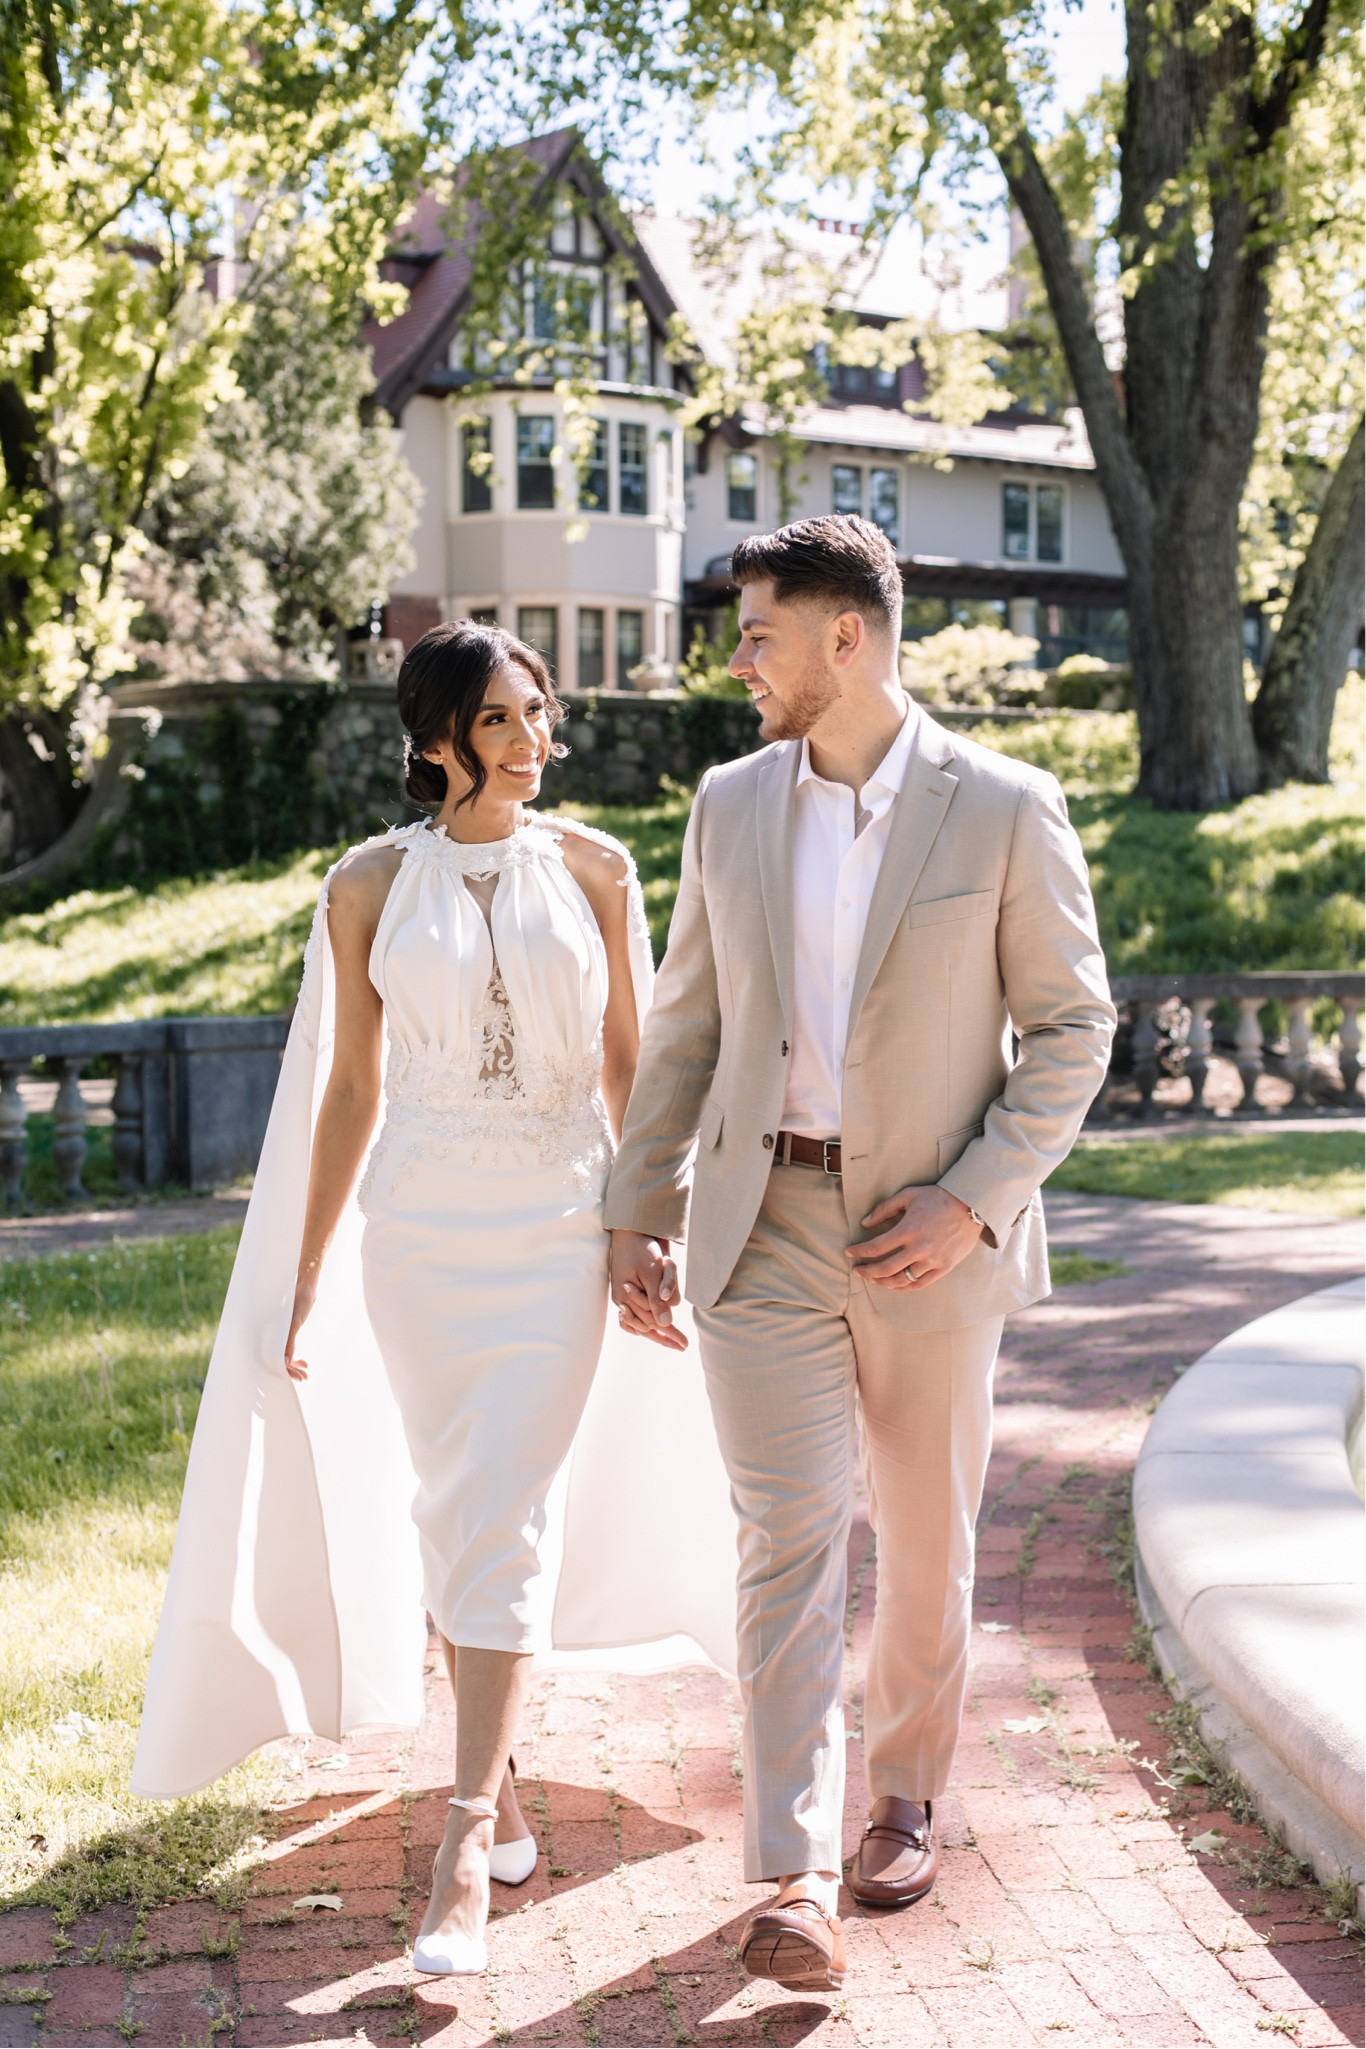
[606,515,1115,1992]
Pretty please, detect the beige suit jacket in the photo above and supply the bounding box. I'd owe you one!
[603,708,1117,1332]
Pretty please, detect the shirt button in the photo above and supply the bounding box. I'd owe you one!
[762,1133,774,1149]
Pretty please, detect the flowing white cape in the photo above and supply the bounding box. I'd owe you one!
[133,824,737,1801]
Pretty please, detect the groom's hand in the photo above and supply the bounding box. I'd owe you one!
[847,1184,984,1291]
[610,1231,689,1350]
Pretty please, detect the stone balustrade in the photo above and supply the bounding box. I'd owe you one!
[0,1017,290,1203]
[1,971,1359,1208]
[1096,972,1363,1120]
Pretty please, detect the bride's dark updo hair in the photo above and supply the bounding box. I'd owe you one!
[397,620,568,811]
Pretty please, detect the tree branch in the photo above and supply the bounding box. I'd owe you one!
[1253,415,1365,783]
[1252,0,1333,151]
[997,128,1154,557]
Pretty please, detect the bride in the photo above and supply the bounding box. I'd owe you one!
[132,621,736,1979]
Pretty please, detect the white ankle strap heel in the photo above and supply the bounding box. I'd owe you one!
[448,1792,537,1886]
[411,1797,500,1976]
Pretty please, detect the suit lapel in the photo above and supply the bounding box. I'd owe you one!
[847,716,959,1031]
[754,742,800,1034]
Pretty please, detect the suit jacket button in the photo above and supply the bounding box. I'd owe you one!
[762,1133,774,1149]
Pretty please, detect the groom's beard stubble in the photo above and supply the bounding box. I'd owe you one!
[756,657,841,742]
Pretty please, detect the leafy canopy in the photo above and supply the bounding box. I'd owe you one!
[0,0,446,712]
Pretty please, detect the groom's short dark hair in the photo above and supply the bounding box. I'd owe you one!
[731,516,903,635]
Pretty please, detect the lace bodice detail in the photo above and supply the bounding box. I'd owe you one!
[351,817,618,1188]
[475,957,520,1094]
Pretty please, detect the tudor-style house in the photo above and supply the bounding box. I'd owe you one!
[367,131,1129,691]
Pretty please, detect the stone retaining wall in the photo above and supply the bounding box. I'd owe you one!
[90,679,766,877]
[1,676,1079,891]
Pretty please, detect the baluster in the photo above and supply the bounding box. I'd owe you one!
[0,1061,29,1204]
[51,1057,88,1199]
[111,1054,143,1193]
[1185,999,1214,1114]
[1234,997,1266,1112]
[1338,999,1361,1097]
[1131,1000,1160,1119]
[1285,997,1315,1110]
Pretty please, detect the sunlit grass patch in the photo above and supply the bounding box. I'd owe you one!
[0,1229,291,1922]
[1049,1129,1364,1216]
[1048,1248,1128,1286]
[0,848,339,1026]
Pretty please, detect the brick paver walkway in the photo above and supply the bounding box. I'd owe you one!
[1,1192,1361,2049]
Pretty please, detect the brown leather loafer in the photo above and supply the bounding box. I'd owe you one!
[739,1894,847,1992]
[846,1796,938,1908]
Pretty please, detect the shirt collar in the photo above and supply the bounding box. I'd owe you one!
[796,695,919,798]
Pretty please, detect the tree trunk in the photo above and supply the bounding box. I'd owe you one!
[0,709,82,872]
[1253,417,1366,785]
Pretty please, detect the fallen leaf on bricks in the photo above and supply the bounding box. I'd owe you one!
[293,1895,343,1912]
[979,1622,1013,1633]
[1187,1832,1225,1855]
[1002,1716,1048,1735]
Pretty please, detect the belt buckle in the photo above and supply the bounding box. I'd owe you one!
[821,1139,841,1176]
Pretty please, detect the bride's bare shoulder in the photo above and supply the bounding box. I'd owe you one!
[553,823,630,928]
[327,840,406,926]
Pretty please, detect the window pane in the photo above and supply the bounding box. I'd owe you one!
[517,416,556,510]
[617,608,644,681]
[581,420,609,510]
[619,422,648,515]
[530,272,557,341]
[1036,484,1064,563]
[577,607,605,689]
[517,607,558,674]
[726,452,757,522]
[1003,482,1031,560]
[462,419,492,513]
[832,464,862,515]
[869,468,899,546]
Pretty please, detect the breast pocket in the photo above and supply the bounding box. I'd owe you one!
[906,889,996,930]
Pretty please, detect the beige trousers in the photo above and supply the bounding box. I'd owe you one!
[694,1162,1003,1882]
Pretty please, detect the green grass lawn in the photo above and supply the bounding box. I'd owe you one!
[0,1228,285,1925]
[0,684,1359,1025]
[1050,1128,1364,1216]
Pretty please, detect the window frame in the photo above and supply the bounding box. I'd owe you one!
[616,607,645,683]
[1001,479,1068,565]
[580,419,609,512]
[577,606,606,689]
[516,414,557,511]
[725,451,758,523]
[868,466,899,546]
[618,421,648,516]
[1035,482,1065,564]
[516,605,559,675]
[831,463,863,517]
[460,418,493,514]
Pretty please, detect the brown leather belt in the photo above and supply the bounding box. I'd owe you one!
[775,1131,842,1175]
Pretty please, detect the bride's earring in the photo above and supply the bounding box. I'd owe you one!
[412,1796,497,1976]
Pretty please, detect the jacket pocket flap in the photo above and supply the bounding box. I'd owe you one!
[937,1121,985,1172]
[907,889,996,929]
[699,1096,725,1150]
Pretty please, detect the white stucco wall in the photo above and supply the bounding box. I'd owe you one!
[683,437,1124,582]
[387,395,449,597]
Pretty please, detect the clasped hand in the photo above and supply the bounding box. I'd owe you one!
[609,1232,688,1350]
[847,1183,983,1290]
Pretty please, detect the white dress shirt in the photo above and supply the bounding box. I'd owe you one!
[780,700,919,1137]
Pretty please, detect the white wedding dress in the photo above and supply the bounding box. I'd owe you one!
[133,816,737,1801]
